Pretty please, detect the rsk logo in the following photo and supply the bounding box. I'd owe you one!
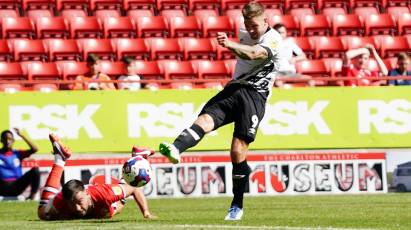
[358,99,411,134]
[260,100,331,135]
[9,104,102,139]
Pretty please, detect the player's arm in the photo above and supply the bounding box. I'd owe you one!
[14,128,38,155]
[121,183,154,219]
[217,32,268,60]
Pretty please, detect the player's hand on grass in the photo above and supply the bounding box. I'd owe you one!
[217,32,229,48]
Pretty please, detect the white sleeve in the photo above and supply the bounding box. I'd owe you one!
[259,29,282,58]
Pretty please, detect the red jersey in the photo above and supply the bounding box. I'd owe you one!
[51,184,125,219]
[341,64,379,86]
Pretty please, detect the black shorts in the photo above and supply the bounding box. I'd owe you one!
[199,83,266,143]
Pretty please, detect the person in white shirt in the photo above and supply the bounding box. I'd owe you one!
[273,23,314,87]
[118,57,142,91]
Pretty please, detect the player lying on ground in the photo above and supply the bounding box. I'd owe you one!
[159,1,282,221]
[38,134,155,220]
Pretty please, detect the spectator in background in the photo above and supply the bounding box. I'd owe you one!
[118,57,142,91]
[388,53,411,86]
[341,44,388,86]
[273,23,314,87]
[72,54,116,90]
[0,128,39,200]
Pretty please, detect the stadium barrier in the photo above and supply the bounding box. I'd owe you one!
[1,86,410,152]
[22,151,387,197]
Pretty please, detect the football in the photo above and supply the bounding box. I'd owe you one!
[122,155,152,187]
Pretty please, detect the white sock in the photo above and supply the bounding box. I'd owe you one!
[54,154,65,167]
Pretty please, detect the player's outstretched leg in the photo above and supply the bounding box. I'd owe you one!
[39,134,72,207]
[159,124,205,164]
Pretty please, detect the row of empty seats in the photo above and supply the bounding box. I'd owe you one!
[0,57,402,83]
[0,35,409,62]
[0,13,409,39]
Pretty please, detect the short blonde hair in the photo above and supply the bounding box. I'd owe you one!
[242,1,265,20]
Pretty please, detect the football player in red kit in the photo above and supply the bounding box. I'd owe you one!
[37,134,155,220]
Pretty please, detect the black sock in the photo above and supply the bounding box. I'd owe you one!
[173,124,205,153]
[231,160,251,209]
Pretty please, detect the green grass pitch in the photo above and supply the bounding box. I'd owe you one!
[0,194,410,230]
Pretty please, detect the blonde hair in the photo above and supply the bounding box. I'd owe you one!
[242,1,265,20]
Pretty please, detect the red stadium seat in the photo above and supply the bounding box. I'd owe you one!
[0,84,23,92]
[113,38,150,60]
[365,58,382,73]
[300,15,331,36]
[193,9,218,22]
[32,83,59,92]
[350,0,381,8]
[169,16,201,37]
[387,7,410,20]
[354,7,379,21]
[2,17,35,39]
[0,9,19,20]
[265,8,283,17]
[61,9,88,21]
[148,38,183,60]
[225,9,243,23]
[158,60,196,80]
[134,16,169,38]
[398,13,411,35]
[285,0,316,10]
[70,17,103,38]
[323,57,343,77]
[383,0,409,7]
[56,0,88,12]
[60,61,88,80]
[160,9,186,21]
[0,1,20,11]
[28,62,60,81]
[0,39,12,61]
[312,36,345,58]
[318,0,349,10]
[133,60,164,80]
[380,36,410,58]
[46,39,81,61]
[103,16,135,38]
[157,0,188,11]
[0,62,25,80]
[90,0,122,11]
[123,0,156,13]
[289,8,314,20]
[27,9,53,22]
[332,14,363,36]
[267,15,299,36]
[365,14,396,36]
[13,39,47,61]
[322,7,346,20]
[126,9,154,20]
[94,10,121,22]
[169,82,194,90]
[79,38,115,60]
[224,59,236,76]
[23,0,55,10]
[191,60,230,79]
[286,37,315,58]
[221,0,248,10]
[182,38,215,60]
[202,16,234,37]
[383,57,397,70]
[342,36,378,50]
[36,17,69,39]
[189,0,220,11]
[98,60,126,79]
[296,59,330,77]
